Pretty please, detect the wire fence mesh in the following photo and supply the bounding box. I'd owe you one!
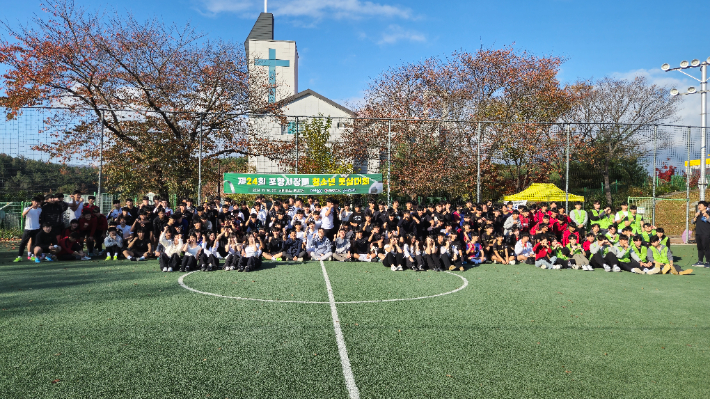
[1,107,707,240]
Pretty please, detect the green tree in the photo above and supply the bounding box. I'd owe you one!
[296,116,352,174]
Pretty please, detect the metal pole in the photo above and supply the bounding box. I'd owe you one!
[686,127,691,244]
[387,120,391,207]
[98,111,104,214]
[565,124,570,212]
[652,125,657,226]
[476,122,481,203]
[295,116,299,174]
[701,63,708,202]
[198,114,203,204]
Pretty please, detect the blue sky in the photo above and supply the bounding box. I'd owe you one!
[2,0,709,125]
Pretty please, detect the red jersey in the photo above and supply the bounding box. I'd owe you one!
[533,242,554,260]
[78,216,97,236]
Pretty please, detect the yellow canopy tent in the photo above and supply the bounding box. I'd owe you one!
[503,183,585,202]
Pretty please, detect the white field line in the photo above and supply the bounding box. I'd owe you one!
[177,270,468,305]
[320,260,360,399]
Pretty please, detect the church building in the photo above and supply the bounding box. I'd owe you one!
[245,11,357,174]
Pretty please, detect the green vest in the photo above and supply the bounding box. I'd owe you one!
[641,230,656,242]
[566,243,583,256]
[571,209,587,226]
[615,245,631,263]
[556,248,569,260]
[605,232,619,244]
[631,244,647,261]
[659,236,669,247]
[650,245,670,264]
[629,214,643,231]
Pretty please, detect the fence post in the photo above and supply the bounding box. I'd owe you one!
[476,122,481,203]
[686,126,691,244]
[652,125,657,226]
[198,113,203,204]
[98,111,104,214]
[387,119,391,207]
[565,124,570,212]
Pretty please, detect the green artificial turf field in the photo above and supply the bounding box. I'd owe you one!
[1,243,709,398]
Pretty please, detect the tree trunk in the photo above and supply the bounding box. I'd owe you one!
[603,158,613,207]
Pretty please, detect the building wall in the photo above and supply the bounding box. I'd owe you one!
[247,40,299,101]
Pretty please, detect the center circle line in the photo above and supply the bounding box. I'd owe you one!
[178,269,469,304]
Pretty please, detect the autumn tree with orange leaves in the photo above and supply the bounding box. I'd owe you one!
[0,0,280,199]
[346,47,584,199]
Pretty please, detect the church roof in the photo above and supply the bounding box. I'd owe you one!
[244,13,274,57]
[277,89,355,116]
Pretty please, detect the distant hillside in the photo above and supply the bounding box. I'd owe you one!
[0,154,98,201]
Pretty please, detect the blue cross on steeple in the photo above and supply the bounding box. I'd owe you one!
[255,48,290,103]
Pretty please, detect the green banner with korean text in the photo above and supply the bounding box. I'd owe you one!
[223,173,384,195]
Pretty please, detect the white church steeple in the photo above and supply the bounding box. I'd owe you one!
[245,10,298,103]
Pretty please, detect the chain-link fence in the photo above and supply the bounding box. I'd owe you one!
[1,107,707,240]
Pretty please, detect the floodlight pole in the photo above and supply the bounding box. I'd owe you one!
[702,63,707,201]
[387,120,391,207]
[98,111,104,214]
[198,114,203,204]
[663,59,709,201]
[476,122,482,203]
[687,126,692,244]
[652,125,658,226]
[565,124,570,212]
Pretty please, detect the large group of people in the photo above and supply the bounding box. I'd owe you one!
[13,191,707,276]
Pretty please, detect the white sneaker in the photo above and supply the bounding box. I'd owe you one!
[396,265,403,271]
[612,265,621,272]
[391,265,397,271]
[162,267,167,272]
[81,256,91,261]
[167,267,173,272]
[138,256,146,261]
[509,261,516,265]
[603,264,611,272]
[539,264,547,269]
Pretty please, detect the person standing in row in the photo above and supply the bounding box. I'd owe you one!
[692,201,710,268]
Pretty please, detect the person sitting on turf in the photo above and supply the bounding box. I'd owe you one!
[403,234,425,271]
[33,222,60,263]
[239,235,262,272]
[57,232,89,261]
[199,231,220,271]
[447,233,465,271]
[514,234,534,264]
[565,235,592,271]
[491,234,514,265]
[607,235,641,273]
[648,235,692,275]
[281,229,306,262]
[261,228,284,261]
[124,229,152,261]
[224,235,242,270]
[103,228,123,261]
[180,233,202,272]
[465,233,486,266]
[640,223,656,245]
[604,225,619,245]
[589,234,614,271]
[157,226,182,272]
[381,237,405,271]
[533,235,558,270]
[424,235,442,271]
[333,229,351,262]
[309,227,333,262]
[351,229,373,262]
[629,235,657,274]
